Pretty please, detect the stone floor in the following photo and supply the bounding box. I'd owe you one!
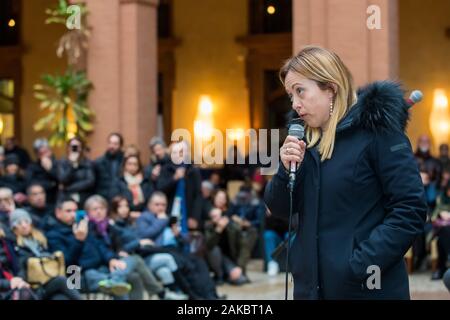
[217,260,450,300]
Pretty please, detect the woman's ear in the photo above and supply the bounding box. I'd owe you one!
[328,83,338,98]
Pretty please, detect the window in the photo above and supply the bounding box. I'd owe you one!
[249,0,292,34]
[0,0,20,46]
[158,0,172,38]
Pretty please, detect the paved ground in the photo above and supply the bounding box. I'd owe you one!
[217,260,450,300]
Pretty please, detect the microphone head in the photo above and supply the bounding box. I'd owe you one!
[288,123,305,140]
[410,90,423,104]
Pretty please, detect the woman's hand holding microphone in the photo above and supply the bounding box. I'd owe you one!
[280,135,306,173]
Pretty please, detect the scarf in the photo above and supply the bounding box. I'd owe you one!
[124,173,145,205]
[89,217,109,239]
[23,237,44,257]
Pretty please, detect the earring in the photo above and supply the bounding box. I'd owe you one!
[329,100,334,116]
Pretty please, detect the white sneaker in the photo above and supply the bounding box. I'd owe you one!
[163,289,189,300]
[267,261,279,276]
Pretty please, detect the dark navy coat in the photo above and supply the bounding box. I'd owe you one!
[264,81,427,299]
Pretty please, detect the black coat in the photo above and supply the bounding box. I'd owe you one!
[0,174,27,195]
[5,146,31,170]
[94,151,124,200]
[157,163,203,222]
[264,81,427,300]
[111,176,154,212]
[25,158,59,205]
[57,158,95,207]
[46,220,85,267]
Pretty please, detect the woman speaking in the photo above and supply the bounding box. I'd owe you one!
[264,46,427,299]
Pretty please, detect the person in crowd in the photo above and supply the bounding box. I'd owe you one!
[108,196,188,300]
[430,181,450,280]
[208,171,225,189]
[204,207,250,285]
[411,170,435,271]
[94,133,125,200]
[137,192,220,299]
[124,145,140,158]
[111,155,153,212]
[58,137,95,208]
[415,135,442,193]
[1,222,38,300]
[199,181,215,230]
[25,138,59,205]
[228,187,261,270]
[23,183,55,231]
[24,183,53,219]
[0,188,15,228]
[145,137,170,188]
[0,154,27,206]
[10,209,82,300]
[46,197,131,298]
[444,269,450,292]
[157,141,202,232]
[420,170,438,213]
[264,209,289,276]
[211,189,232,216]
[4,137,31,170]
[229,186,262,230]
[223,145,247,183]
[439,144,450,174]
[85,195,183,299]
[0,146,5,175]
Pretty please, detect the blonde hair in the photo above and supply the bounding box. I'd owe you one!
[280,45,357,161]
[15,228,48,249]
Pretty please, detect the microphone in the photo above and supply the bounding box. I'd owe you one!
[405,90,423,108]
[287,122,305,190]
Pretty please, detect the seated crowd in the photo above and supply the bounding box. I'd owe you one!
[0,134,288,300]
[413,135,450,282]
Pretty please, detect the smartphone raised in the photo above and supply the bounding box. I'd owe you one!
[75,210,86,224]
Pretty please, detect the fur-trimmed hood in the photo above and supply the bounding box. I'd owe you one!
[338,81,410,133]
[287,81,410,134]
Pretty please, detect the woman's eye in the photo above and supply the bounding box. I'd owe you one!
[296,87,303,95]
[288,94,293,102]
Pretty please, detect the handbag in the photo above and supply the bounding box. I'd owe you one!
[26,251,66,287]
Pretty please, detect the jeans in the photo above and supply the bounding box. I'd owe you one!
[127,255,164,299]
[145,253,178,285]
[43,276,83,300]
[264,230,288,264]
[206,245,237,280]
[83,256,136,293]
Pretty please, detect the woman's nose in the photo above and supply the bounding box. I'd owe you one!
[292,102,302,111]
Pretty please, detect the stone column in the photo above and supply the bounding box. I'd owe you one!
[86,0,158,160]
[292,0,399,86]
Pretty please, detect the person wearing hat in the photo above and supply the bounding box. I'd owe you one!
[10,208,82,300]
[4,137,31,170]
[0,154,27,206]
